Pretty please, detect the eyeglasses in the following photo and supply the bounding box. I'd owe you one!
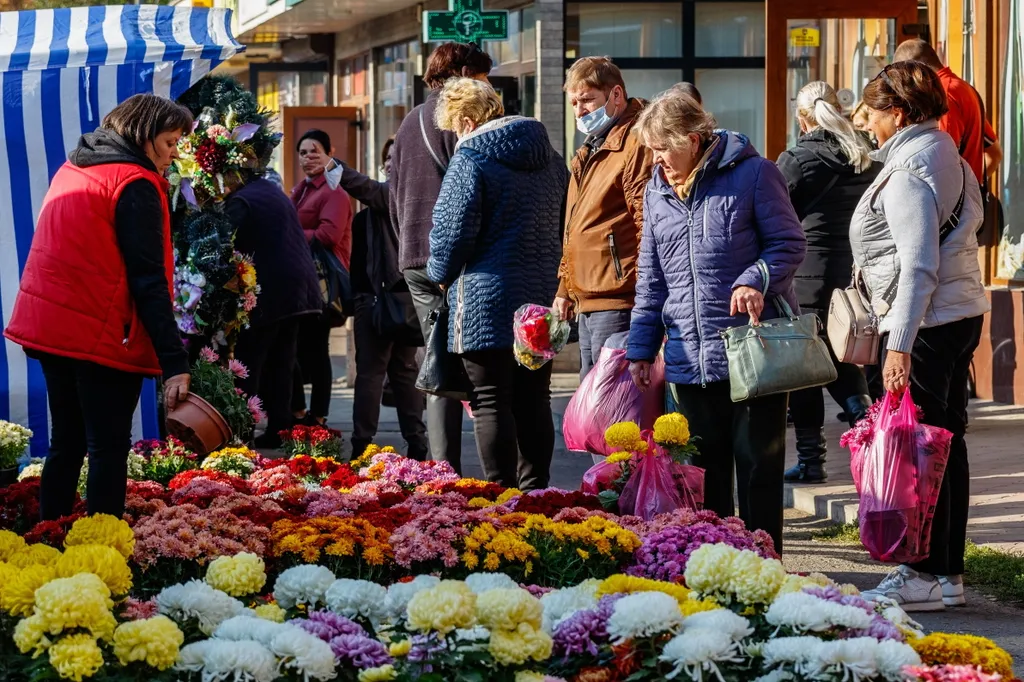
[872,63,896,88]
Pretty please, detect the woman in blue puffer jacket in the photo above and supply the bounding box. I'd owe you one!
[626,90,806,554]
[428,78,569,490]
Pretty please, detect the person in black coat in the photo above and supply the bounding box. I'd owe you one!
[225,175,323,448]
[776,81,882,484]
[325,139,429,461]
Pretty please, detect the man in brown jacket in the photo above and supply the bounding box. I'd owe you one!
[554,57,654,379]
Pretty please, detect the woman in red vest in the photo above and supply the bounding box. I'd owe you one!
[5,94,193,520]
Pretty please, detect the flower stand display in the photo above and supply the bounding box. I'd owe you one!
[0,433,1016,682]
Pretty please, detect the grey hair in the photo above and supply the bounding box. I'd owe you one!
[795,81,873,173]
[634,90,717,151]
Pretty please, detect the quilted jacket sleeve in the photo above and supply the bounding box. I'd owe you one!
[627,189,667,363]
[427,152,484,285]
[732,159,807,298]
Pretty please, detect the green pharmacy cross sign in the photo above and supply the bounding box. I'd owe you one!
[422,0,509,45]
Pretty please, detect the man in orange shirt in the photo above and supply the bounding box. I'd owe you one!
[894,39,1002,183]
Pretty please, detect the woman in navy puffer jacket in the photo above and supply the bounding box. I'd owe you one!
[428,78,569,491]
[626,91,806,554]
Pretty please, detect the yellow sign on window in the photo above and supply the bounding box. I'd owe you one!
[790,27,820,48]
[193,0,215,8]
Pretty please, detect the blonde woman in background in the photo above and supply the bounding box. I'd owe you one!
[426,78,569,490]
[776,81,882,484]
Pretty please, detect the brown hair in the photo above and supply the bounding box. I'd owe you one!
[861,61,948,125]
[423,42,494,90]
[634,90,717,150]
[102,93,193,150]
[893,39,944,70]
[564,56,627,97]
[382,136,395,162]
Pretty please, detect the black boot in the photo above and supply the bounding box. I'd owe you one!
[843,395,872,427]
[784,427,828,483]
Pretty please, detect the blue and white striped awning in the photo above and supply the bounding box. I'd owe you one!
[0,5,243,456]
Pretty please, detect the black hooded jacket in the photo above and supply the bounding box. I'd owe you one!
[776,129,882,313]
[66,130,189,379]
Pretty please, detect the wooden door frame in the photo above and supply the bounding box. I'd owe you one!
[765,0,919,160]
[281,106,361,190]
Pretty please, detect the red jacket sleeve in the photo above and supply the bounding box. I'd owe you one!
[305,188,353,250]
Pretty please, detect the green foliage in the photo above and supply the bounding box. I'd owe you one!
[963,541,1024,604]
[809,521,861,544]
[190,354,254,440]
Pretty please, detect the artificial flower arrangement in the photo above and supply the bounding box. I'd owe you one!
[172,247,259,338]
[0,421,32,472]
[513,304,571,371]
[583,415,705,521]
[189,346,264,441]
[279,424,344,460]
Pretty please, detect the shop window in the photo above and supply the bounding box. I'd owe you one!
[375,40,421,171]
[564,69,683,157]
[695,68,765,154]
[995,0,1024,281]
[694,2,765,57]
[565,3,683,59]
[522,5,537,62]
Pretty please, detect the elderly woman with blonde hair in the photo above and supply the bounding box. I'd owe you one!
[626,90,806,554]
[427,78,569,490]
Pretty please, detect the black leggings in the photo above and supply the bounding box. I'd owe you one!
[38,355,143,520]
[292,315,333,419]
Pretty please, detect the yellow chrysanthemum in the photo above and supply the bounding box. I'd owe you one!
[13,614,51,656]
[597,574,693,604]
[604,451,633,465]
[206,446,259,461]
[0,529,28,562]
[476,588,543,631]
[683,543,785,605]
[604,422,643,451]
[55,545,133,596]
[2,564,57,617]
[113,615,184,670]
[33,573,116,642]
[516,673,548,682]
[358,664,398,682]
[519,515,641,557]
[64,514,135,560]
[467,497,492,508]
[389,640,411,657]
[254,603,286,622]
[406,581,477,634]
[205,552,267,597]
[910,633,1014,678]
[9,543,62,568]
[776,573,836,596]
[488,623,553,666]
[653,413,691,445]
[678,598,724,617]
[495,488,522,505]
[48,633,105,681]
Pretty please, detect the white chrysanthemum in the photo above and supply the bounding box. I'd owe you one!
[810,638,878,681]
[873,639,921,680]
[765,592,874,633]
[606,591,684,643]
[17,461,43,481]
[684,610,753,642]
[325,579,387,623]
[213,615,290,646]
[759,637,823,666]
[175,640,279,682]
[876,599,924,637]
[270,627,337,681]
[454,625,491,650]
[540,580,600,632]
[752,670,797,682]
[274,565,336,610]
[465,572,519,594]
[384,575,441,620]
[156,580,250,635]
[660,628,744,680]
[683,544,737,596]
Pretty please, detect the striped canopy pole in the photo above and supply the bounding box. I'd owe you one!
[0,5,244,457]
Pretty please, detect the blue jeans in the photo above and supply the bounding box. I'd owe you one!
[577,310,632,380]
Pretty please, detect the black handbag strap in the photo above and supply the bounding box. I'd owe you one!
[419,107,448,175]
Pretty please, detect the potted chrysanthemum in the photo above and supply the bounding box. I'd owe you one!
[0,420,33,486]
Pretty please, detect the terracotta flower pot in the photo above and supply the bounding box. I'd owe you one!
[166,394,232,455]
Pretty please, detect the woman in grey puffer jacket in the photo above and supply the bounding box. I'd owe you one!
[854,61,989,613]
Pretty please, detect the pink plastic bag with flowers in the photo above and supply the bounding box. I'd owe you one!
[618,453,704,521]
[844,391,952,564]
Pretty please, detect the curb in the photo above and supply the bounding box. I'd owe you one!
[784,483,860,525]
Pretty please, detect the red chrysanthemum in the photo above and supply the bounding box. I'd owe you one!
[195,138,228,174]
[512,490,604,516]
[322,466,361,490]
[23,512,85,547]
[0,479,43,533]
[168,469,250,494]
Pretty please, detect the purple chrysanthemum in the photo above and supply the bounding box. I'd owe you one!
[290,610,366,642]
[329,634,392,669]
[407,632,447,673]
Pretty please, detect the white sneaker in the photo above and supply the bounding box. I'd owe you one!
[861,565,945,612]
[937,575,966,607]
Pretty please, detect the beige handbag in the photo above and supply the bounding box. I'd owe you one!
[827,270,880,366]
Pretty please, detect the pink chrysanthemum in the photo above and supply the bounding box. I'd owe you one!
[229,359,250,379]
[247,396,266,423]
[199,346,219,363]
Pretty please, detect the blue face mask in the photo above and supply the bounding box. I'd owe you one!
[576,92,621,136]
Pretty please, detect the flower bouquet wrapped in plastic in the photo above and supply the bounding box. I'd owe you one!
[512,304,571,370]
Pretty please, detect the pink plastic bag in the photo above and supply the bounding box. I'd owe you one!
[618,453,703,521]
[581,457,621,495]
[563,346,665,456]
[850,391,952,563]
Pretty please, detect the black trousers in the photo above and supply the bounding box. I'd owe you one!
[404,267,464,471]
[461,349,554,491]
[882,315,983,576]
[292,314,333,419]
[789,310,870,434]
[38,355,143,520]
[351,294,428,460]
[670,381,788,554]
[235,317,302,437]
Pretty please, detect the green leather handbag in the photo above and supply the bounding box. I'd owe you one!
[720,296,838,403]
